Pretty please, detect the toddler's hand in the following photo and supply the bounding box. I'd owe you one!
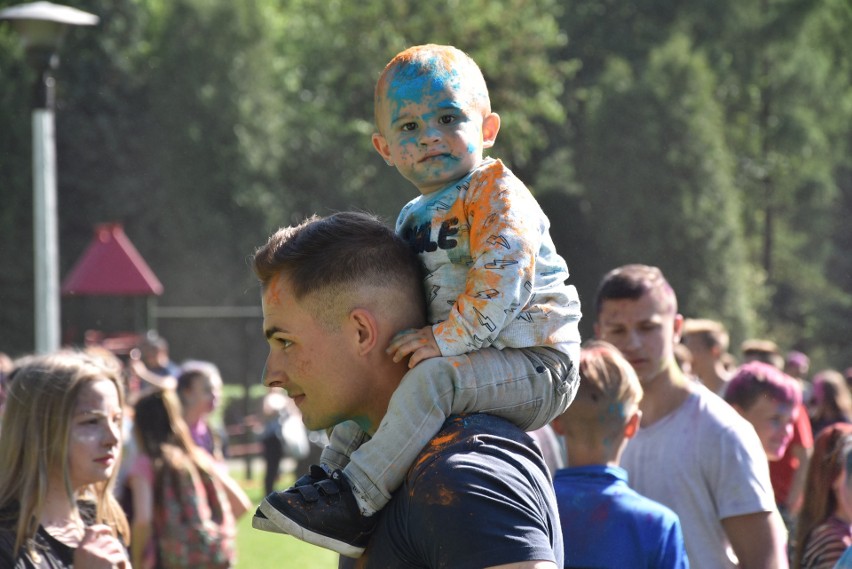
[387,326,441,368]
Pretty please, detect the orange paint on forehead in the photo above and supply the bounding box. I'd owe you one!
[263,272,285,307]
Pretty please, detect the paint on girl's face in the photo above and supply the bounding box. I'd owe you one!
[67,379,123,490]
[376,60,491,195]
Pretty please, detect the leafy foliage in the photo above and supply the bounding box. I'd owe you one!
[0,0,850,370]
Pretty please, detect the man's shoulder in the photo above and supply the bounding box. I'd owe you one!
[664,384,748,432]
[410,413,537,476]
[690,384,760,438]
[364,414,562,568]
[633,386,752,451]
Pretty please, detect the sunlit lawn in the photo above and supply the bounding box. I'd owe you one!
[231,464,338,569]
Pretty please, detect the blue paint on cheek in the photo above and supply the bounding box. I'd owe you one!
[467,142,475,154]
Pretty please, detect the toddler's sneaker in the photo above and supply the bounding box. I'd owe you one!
[257,469,377,558]
[252,464,329,534]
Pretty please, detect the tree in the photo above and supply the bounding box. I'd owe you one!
[574,34,754,342]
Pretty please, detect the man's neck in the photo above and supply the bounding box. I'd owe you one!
[639,362,693,427]
[698,362,730,395]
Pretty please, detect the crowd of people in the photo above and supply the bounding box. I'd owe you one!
[0,334,255,569]
[2,41,852,569]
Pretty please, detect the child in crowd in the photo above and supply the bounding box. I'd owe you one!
[255,44,582,557]
[128,389,250,569]
[550,341,689,568]
[0,352,130,568]
[724,361,802,462]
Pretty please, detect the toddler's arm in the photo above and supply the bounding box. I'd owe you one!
[387,326,441,368]
[431,173,544,356]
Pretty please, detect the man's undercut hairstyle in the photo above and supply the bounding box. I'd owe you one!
[253,211,424,307]
[594,264,678,316]
[724,361,802,411]
[682,318,730,352]
[374,44,491,130]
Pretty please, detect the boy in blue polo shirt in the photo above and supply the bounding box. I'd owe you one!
[551,340,689,568]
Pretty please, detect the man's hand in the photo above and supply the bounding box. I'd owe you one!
[387,326,441,368]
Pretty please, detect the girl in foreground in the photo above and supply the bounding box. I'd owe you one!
[0,351,131,568]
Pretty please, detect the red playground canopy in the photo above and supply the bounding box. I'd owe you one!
[61,223,163,296]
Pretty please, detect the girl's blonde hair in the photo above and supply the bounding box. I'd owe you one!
[0,351,129,558]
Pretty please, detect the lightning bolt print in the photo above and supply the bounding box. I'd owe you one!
[474,289,500,299]
[427,285,439,305]
[474,307,497,332]
[484,259,518,270]
[486,235,511,250]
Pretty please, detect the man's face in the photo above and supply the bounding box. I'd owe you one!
[595,291,682,385]
[682,333,713,375]
[373,75,496,195]
[261,274,369,431]
[736,397,796,461]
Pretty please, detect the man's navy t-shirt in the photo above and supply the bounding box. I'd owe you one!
[346,413,563,569]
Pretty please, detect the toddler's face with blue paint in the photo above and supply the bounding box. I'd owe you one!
[372,69,499,195]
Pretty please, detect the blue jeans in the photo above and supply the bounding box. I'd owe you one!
[320,344,579,514]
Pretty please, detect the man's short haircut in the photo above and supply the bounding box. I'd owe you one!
[682,318,730,352]
[567,340,643,442]
[740,338,783,368]
[253,211,425,314]
[374,44,491,130]
[594,264,678,316]
[724,361,802,410]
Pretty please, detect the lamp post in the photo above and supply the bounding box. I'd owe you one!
[0,2,98,353]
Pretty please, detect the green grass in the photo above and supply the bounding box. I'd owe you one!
[232,468,338,569]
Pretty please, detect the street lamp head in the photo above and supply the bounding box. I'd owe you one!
[0,2,99,109]
[0,2,98,51]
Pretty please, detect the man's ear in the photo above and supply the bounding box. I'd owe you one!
[672,313,685,344]
[624,411,642,439]
[481,112,501,149]
[372,133,394,166]
[349,308,380,356]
